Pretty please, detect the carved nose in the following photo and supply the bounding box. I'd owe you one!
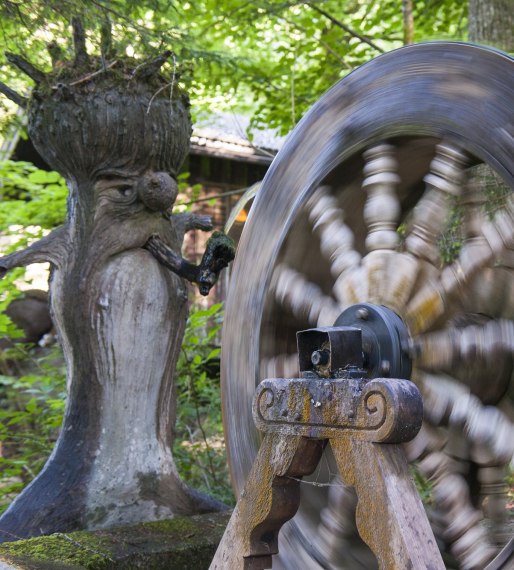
[136,171,178,211]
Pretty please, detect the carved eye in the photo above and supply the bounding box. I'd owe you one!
[117,185,133,197]
[96,177,137,201]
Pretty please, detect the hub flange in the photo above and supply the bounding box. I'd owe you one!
[334,303,412,380]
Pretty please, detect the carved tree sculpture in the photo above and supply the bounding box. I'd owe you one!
[0,19,233,540]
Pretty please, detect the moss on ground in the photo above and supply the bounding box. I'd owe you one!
[0,512,231,569]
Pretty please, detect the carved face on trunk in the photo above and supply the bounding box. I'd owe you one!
[27,79,191,263]
[94,171,177,215]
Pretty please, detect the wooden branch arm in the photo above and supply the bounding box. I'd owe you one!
[145,231,235,296]
[0,226,69,277]
[170,212,213,238]
[145,235,202,283]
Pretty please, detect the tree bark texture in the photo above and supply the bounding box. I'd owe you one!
[469,0,514,51]
[0,33,226,541]
[402,0,414,45]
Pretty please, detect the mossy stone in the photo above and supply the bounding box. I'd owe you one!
[0,512,231,569]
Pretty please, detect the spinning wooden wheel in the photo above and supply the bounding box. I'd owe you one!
[221,43,514,569]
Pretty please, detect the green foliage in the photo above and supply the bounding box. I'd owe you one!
[0,345,66,513]
[0,0,468,137]
[477,167,512,219]
[173,302,234,506]
[438,199,464,265]
[0,161,67,233]
[178,0,468,133]
[173,171,204,212]
[411,464,434,506]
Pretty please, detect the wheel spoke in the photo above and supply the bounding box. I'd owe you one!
[477,464,510,547]
[362,143,401,253]
[416,372,469,426]
[418,372,514,463]
[404,418,503,565]
[450,392,514,466]
[317,479,375,568]
[362,251,419,315]
[306,186,361,306]
[406,195,514,334]
[260,353,299,380]
[418,452,498,568]
[405,143,469,266]
[332,264,368,307]
[358,142,418,310]
[414,318,514,371]
[270,263,341,326]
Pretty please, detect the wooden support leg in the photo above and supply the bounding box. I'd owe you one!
[330,438,445,570]
[210,433,323,570]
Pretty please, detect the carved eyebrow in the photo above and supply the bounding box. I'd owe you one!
[93,168,140,181]
[94,178,137,198]
[96,176,134,185]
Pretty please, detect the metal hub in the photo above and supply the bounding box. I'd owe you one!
[334,303,412,380]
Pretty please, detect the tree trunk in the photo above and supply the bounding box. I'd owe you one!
[0,24,228,541]
[468,0,514,51]
[402,0,414,45]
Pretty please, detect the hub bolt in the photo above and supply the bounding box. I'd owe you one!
[380,360,391,375]
[311,349,330,366]
[356,308,369,320]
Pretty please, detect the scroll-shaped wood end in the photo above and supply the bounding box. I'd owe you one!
[253,377,423,444]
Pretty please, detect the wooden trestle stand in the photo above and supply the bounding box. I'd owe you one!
[210,326,445,570]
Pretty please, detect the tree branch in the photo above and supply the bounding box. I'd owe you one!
[65,60,118,87]
[72,17,89,67]
[0,81,27,107]
[279,14,351,69]
[47,41,66,68]
[133,50,172,80]
[0,226,69,277]
[5,52,46,83]
[309,4,385,53]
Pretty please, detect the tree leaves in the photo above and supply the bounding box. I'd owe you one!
[0,0,467,136]
[0,161,67,231]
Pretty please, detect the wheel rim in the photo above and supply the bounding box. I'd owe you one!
[221,42,514,569]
